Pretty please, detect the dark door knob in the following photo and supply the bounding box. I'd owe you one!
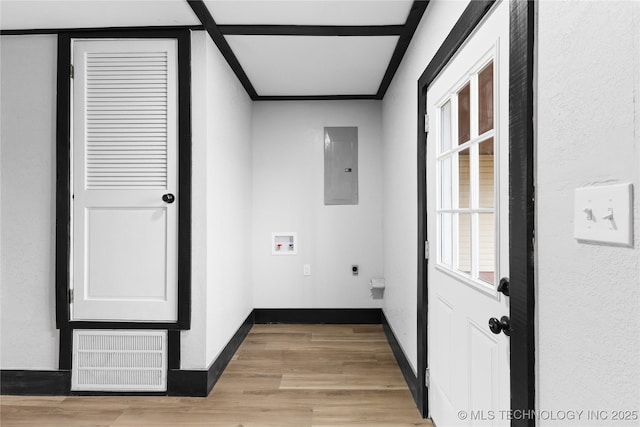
[498,277,510,296]
[488,316,511,336]
[162,193,175,203]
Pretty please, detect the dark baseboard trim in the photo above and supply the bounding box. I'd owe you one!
[254,308,382,324]
[167,310,254,396]
[167,369,208,397]
[205,310,254,393]
[2,309,393,397]
[1,370,71,395]
[0,370,168,396]
[2,312,254,397]
[382,311,419,408]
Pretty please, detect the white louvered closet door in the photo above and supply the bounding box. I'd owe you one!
[72,39,178,322]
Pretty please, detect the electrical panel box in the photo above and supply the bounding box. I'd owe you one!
[324,127,358,205]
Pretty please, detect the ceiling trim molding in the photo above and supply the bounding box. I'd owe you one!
[218,25,404,36]
[376,0,430,99]
[3,1,431,100]
[255,94,379,101]
[0,25,204,36]
[187,0,259,99]
[186,0,430,100]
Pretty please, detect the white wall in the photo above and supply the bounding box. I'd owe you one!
[251,101,383,308]
[184,31,210,370]
[383,0,640,415]
[536,1,640,423]
[183,31,253,369]
[0,32,253,372]
[0,35,59,369]
[381,0,469,373]
[203,30,253,367]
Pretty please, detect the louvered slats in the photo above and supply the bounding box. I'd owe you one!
[85,52,169,189]
[72,330,167,391]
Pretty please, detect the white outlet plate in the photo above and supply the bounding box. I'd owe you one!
[574,183,633,246]
[303,264,311,276]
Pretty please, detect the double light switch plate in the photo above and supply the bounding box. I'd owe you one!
[574,183,633,246]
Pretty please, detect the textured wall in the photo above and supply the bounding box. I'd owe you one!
[381,0,469,372]
[536,1,640,424]
[0,32,254,372]
[183,31,253,369]
[0,35,59,369]
[203,30,253,367]
[251,101,384,309]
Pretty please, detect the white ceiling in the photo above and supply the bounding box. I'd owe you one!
[227,35,399,96]
[205,0,413,25]
[0,0,200,30]
[0,0,422,98]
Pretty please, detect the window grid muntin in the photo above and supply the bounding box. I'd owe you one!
[435,55,497,288]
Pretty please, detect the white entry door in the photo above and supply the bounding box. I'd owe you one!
[427,2,510,426]
[71,39,179,322]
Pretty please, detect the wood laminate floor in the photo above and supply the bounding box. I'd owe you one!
[1,324,433,426]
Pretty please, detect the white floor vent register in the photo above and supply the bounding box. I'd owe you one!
[72,330,167,392]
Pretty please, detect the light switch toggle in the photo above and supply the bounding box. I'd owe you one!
[582,208,594,221]
[602,208,617,230]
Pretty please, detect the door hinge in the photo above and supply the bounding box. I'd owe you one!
[70,64,74,79]
[68,288,74,303]
[424,241,430,260]
[425,368,430,387]
[424,114,430,132]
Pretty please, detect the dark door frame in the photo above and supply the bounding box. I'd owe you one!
[55,28,193,371]
[416,1,535,425]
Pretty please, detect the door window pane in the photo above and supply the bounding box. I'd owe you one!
[440,213,453,267]
[458,148,471,209]
[477,213,495,285]
[435,57,498,289]
[441,157,452,209]
[478,138,494,208]
[457,213,471,275]
[441,100,452,153]
[478,61,494,134]
[457,83,470,145]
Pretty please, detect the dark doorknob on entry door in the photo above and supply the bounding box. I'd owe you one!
[162,193,175,203]
[489,316,511,336]
[498,277,510,296]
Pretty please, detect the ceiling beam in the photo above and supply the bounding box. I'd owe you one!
[0,25,204,36]
[188,0,429,101]
[254,94,379,101]
[218,25,404,37]
[186,0,258,99]
[376,0,430,99]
